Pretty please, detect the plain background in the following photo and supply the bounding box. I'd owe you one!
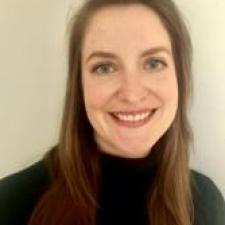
[0,0,224,197]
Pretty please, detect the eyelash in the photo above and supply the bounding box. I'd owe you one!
[144,58,167,70]
[91,62,115,75]
[90,58,167,75]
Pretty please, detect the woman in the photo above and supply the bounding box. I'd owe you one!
[0,0,225,225]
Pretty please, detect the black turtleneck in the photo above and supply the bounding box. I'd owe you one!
[97,148,159,225]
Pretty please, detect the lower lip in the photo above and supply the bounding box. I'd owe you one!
[109,109,157,128]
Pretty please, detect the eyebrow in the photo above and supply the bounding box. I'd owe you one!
[85,46,171,63]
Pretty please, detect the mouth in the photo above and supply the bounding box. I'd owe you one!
[109,108,158,128]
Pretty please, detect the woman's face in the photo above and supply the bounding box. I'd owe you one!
[81,4,178,158]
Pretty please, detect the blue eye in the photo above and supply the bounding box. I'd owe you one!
[144,58,167,71]
[91,63,115,75]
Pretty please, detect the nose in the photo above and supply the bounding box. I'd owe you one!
[117,73,148,103]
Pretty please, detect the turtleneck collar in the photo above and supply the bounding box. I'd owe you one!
[99,147,159,180]
[97,147,160,223]
[95,145,162,225]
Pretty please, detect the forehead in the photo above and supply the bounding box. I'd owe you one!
[82,4,172,57]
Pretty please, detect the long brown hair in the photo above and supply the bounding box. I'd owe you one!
[29,0,194,225]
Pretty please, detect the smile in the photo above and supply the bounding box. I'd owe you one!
[109,109,157,128]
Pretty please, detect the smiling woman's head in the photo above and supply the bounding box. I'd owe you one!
[29,1,194,225]
[82,4,179,159]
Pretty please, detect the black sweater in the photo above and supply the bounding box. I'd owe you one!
[0,150,225,225]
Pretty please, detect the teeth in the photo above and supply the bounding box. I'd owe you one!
[113,111,152,122]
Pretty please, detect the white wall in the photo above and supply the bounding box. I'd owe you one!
[175,0,225,197]
[0,0,224,197]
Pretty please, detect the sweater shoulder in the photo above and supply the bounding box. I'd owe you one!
[0,159,50,225]
[191,169,225,225]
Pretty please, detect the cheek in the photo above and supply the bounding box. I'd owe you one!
[163,76,178,112]
[154,73,178,108]
[83,79,113,112]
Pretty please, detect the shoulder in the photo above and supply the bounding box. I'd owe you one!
[191,169,225,225]
[0,159,50,225]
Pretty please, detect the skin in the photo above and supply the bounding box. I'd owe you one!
[81,4,178,158]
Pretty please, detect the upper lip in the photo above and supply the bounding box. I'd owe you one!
[110,108,157,115]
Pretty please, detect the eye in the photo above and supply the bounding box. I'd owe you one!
[91,63,116,75]
[144,58,167,71]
